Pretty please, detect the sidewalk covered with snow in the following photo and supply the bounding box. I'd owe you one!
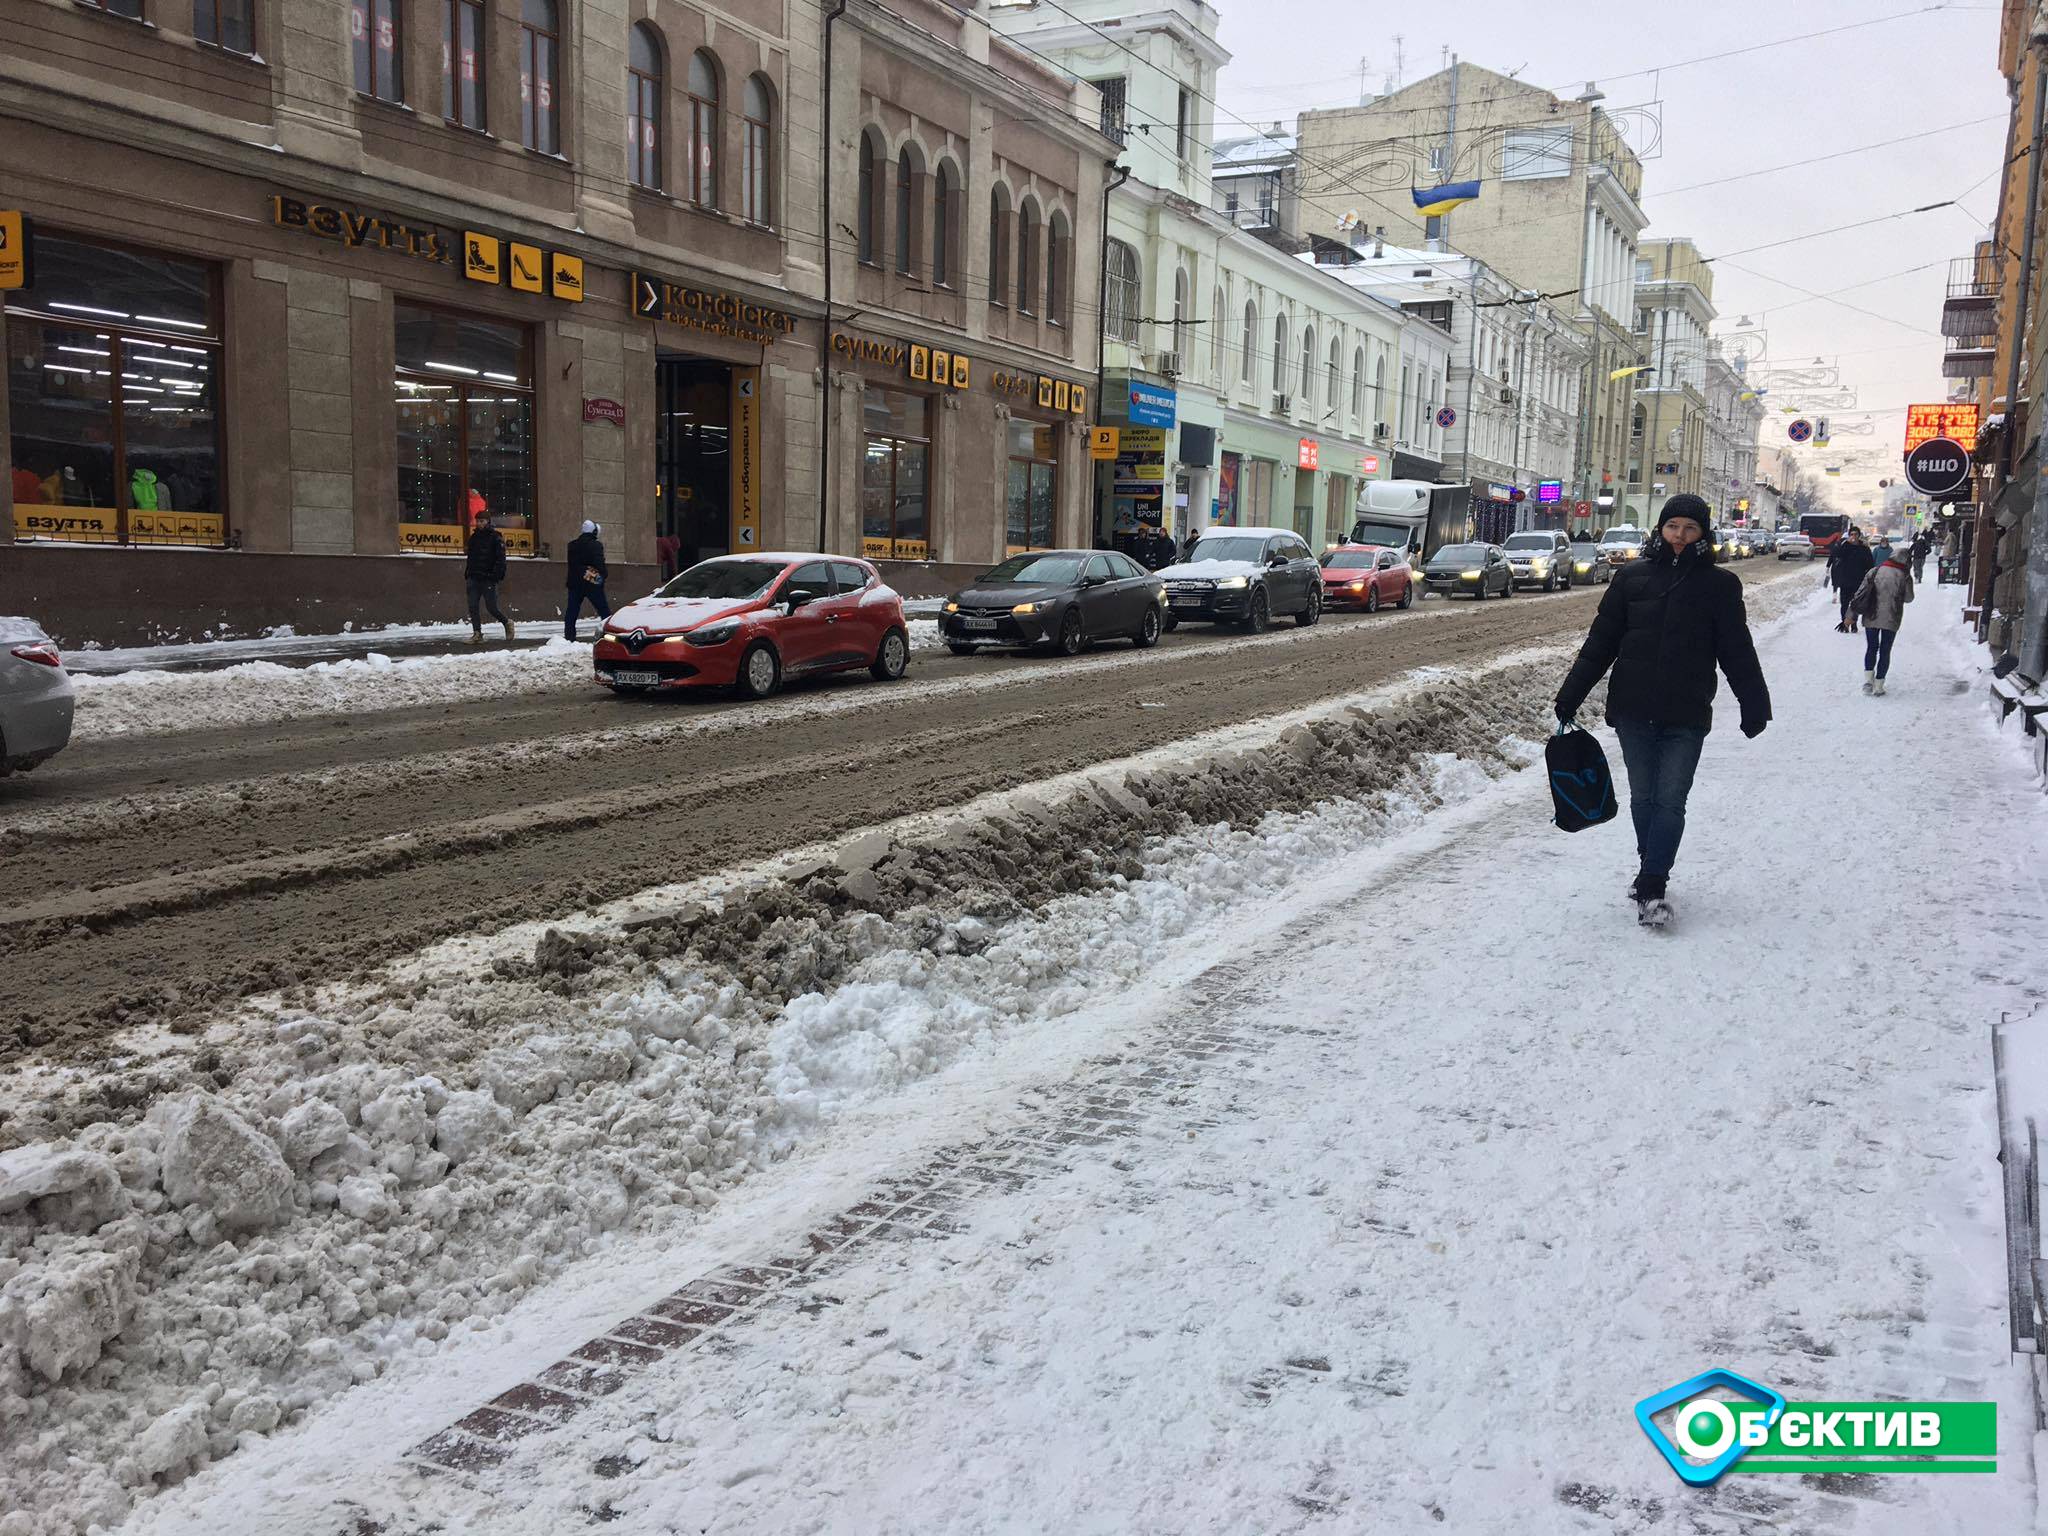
[111,586,2048,1535]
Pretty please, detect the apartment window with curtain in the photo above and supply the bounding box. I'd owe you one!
[931,163,954,286]
[194,0,254,53]
[1299,326,1315,408]
[627,24,663,189]
[1104,240,1139,344]
[1016,200,1039,314]
[352,0,404,102]
[742,75,773,226]
[519,0,560,154]
[443,0,486,130]
[687,51,720,207]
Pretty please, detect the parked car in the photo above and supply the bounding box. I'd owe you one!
[1711,528,1748,560]
[0,618,75,776]
[940,549,1163,655]
[1598,527,1646,567]
[1501,530,1576,591]
[594,554,908,699]
[1776,533,1814,560]
[1317,544,1414,612]
[1158,526,1323,632]
[1422,542,1514,599]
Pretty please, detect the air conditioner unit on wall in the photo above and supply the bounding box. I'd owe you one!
[1374,422,1391,441]
[1273,394,1293,415]
[1156,350,1183,377]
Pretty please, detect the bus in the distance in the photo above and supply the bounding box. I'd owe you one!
[1799,512,1848,560]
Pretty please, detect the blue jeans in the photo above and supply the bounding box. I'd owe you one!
[1863,626,1896,679]
[1613,721,1708,880]
[564,584,612,638]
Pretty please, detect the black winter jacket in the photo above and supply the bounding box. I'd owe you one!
[465,526,508,583]
[1554,543,1771,735]
[1828,541,1874,592]
[565,532,607,589]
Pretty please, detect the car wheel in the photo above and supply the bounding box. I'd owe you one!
[1242,586,1272,632]
[735,640,780,700]
[1364,585,1380,613]
[946,641,977,657]
[869,627,909,681]
[1294,585,1321,627]
[1053,607,1086,656]
[1132,604,1162,648]
[1398,579,1414,609]
[1545,570,1559,593]
[1499,573,1513,598]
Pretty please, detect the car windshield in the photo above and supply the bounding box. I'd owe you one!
[1502,535,1555,551]
[1190,536,1268,563]
[1350,519,1414,548]
[656,560,785,600]
[1321,550,1377,569]
[978,554,1086,585]
[1432,545,1487,563]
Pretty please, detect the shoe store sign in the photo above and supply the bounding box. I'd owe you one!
[271,194,583,301]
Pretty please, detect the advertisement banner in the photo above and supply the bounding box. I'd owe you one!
[731,367,763,551]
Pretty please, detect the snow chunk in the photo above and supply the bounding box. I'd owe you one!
[278,1099,349,1168]
[335,1176,393,1224]
[0,1245,139,1382]
[132,1401,210,1481]
[154,1092,294,1233]
[0,1142,126,1232]
[434,1090,512,1167]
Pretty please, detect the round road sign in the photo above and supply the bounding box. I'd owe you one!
[1788,419,1813,443]
[1574,500,1591,516]
[1903,436,1971,499]
[1435,406,1457,429]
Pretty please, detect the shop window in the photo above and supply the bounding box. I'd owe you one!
[627,23,663,189]
[687,51,720,207]
[443,0,487,130]
[519,0,560,155]
[742,75,773,226]
[352,0,404,104]
[194,0,254,53]
[5,233,223,546]
[861,388,929,560]
[1005,419,1058,553]
[393,305,535,556]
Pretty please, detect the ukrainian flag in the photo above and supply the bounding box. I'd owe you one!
[1411,180,1481,216]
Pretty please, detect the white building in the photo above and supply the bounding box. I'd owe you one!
[990,0,1412,548]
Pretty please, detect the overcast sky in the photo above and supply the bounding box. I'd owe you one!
[1213,2,2008,512]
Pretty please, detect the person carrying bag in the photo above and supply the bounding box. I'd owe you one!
[563,519,612,641]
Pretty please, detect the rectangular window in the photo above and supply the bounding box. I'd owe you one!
[1424,214,1443,243]
[394,306,535,554]
[520,10,560,154]
[861,388,930,560]
[194,0,254,52]
[1175,89,1191,159]
[352,0,404,103]
[5,233,224,547]
[1005,419,1058,553]
[1092,77,1128,146]
[444,0,487,130]
[1501,127,1572,181]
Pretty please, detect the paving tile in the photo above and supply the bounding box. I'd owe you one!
[488,1382,589,1423]
[409,1430,513,1473]
[538,1360,629,1397]
[610,1315,700,1349]
[650,1296,736,1327]
[711,1265,791,1289]
[672,1278,765,1308]
[572,1336,668,1368]
[451,1406,553,1445]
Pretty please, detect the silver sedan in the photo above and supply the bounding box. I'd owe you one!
[1,617,76,775]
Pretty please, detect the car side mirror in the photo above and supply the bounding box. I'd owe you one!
[1083,573,1106,587]
[1267,554,1287,568]
[785,590,813,611]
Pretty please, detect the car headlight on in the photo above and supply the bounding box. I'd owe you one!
[1574,561,1592,573]
[1214,576,1249,590]
[684,620,742,647]
[1529,559,1548,573]
[1460,570,1481,580]
[943,600,960,614]
[1348,579,1366,591]
[1011,600,1047,616]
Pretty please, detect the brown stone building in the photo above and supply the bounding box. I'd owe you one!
[0,0,1108,643]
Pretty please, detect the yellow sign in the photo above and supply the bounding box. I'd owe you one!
[1070,385,1087,417]
[13,506,116,541]
[932,349,951,387]
[909,345,931,382]
[549,252,584,302]
[861,536,893,560]
[1054,381,1071,412]
[397,521,535,555]
[1089,427,1121,461]
[731,368,762,551]
[1120,427,1168,455]
[894,539,929,561]
[1037,377,1055,408]
[951,355,970,388]
[0,210,27,291]
[507,242,545,294]
[129,511,225,546]
[462,232,502,284]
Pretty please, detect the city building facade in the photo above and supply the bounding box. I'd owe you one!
[1626,237,1715,525]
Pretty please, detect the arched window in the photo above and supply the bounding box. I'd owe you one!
[1373,354,1386,428]
[932,162,955,286]
[1329,337,1343,415]
[1016,198,1040,313]
[1300,325,1316,409]
[1047,211,1069,323]
[1351,347,1365,421]
[686,50,719,206]
[896,147,921,276]
[1104,239,1140,343]
[1211,286,1226,382]
[1272,312,1289,394]
[627,23,662,190]
[989,185,1011,304]
[1240,300,1257,385]
[518,0,559,153]
[857,131,882,263]
[1172,267,1189,356]
[741,75,772,226]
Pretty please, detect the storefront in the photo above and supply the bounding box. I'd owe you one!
[1099,373,1176,547]
[393,304,537,555]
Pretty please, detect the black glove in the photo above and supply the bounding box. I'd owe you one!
[1741,717,1768,739]
[1554,703,1574,726]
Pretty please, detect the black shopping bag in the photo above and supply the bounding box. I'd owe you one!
[1546,727,1618,833]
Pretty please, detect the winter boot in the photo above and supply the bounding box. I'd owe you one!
[502,618,516,642]
[469,628,484,645]
[1637,896,1675,929]
[1873,677,1886,696]
[1861,670,1875,694]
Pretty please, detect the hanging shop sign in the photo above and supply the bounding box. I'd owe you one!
[1298,439,1320,471]
[272,194,583,300]
[732,369,763,551]
[1903,436,1970,499]
[1361,453,1382,474]
[1125,381,1177,429]
[1089,427,1121,461]
[1903,403,1980,454]
[0,210,31,290]
[989,368,1088,416]
[635,274,796,343]
[398,522,536,556]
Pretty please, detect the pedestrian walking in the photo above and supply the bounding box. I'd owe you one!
[464,513,514,643]
[1851,546,1915,695]
[564,519,612,640]
[1909,529,1932,582]
[1181,526,1203,561]
[1140,523,1178,571]
[1553,493,1772,928]
[1828,529,1875,632]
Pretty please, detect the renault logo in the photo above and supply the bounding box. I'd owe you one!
[624,627,652,653]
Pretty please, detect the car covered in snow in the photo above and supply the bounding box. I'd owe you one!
[939,549,1165,654]
[1317,544,1413,612]
[594,554,909,699]
[0,617,75,776]
[1157,526,1323,632]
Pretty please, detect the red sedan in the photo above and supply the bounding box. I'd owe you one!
[594,553,910,698]
[1318,544,1414,612]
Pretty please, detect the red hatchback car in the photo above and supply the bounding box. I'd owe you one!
[594,553,910,698]
[1318,544,1414,612]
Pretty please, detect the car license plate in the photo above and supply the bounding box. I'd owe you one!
[610,669,660,688]
[1170,594,1203,607]
[962,617,997,631]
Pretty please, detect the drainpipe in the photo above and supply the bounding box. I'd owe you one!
[818,0,849,553]
[1092,159,1131,542]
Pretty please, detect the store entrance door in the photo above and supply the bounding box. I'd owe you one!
[654,354,732,578]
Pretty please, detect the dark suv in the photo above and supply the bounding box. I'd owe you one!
[1156,527,1324,632]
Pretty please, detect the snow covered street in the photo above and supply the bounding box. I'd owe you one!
[81,584,2043,1536]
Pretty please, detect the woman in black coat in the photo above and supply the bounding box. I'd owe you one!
[1827,531,1875,632]
[1554,493,1772,921]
